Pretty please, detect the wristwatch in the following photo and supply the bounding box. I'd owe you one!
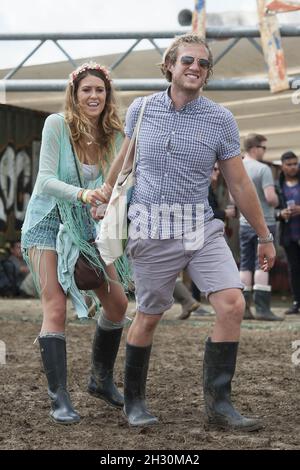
[257,233,274,244]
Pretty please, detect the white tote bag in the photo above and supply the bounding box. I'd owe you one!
[95,97,147,265]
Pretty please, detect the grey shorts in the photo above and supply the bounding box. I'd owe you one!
[126,218,243,314]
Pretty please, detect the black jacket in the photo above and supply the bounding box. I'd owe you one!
[275,170,300,246]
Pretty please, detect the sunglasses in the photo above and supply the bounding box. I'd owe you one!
[256,145,267,151]
[180,55,210,70]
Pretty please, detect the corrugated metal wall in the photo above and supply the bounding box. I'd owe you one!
[0,104,49,244]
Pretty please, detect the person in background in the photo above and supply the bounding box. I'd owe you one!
[209,163,237,223]
[238,134,282,321]
[173,276,209,320]
[275,151,300,314]
[8,240,38,298]
[21,63,128,424]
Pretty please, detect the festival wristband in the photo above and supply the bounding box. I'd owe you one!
[81,189,91,204]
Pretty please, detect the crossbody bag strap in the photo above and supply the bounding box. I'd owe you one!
[119,97,147,176]
[56,113,84,187]
[69,139,84,187]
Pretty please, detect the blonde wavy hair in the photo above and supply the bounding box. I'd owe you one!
[160,33,213,85]
[64,65,123,165]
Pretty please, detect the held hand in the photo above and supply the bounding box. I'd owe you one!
[90,206,98,219]
[94,182,113,203]
[90,205,106,221]
[94,188,108,204]
[258,242,276,272]
[85,189,104,207]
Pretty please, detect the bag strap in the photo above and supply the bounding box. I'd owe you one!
[56,113,84,187]
[70,140,84,187]
[119,97,147,176]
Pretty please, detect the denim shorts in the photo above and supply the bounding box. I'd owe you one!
[126,218,243,314]
[21,207,60,251]
[239,224,276,272]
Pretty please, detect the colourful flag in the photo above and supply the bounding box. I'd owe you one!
[257,0,289,92]
[266,1,300,13]
[192,0,206,37]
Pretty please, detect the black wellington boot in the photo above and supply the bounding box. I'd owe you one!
[203,338,262,431]
[253,288,283,321]
[243,290,255,320]
[88,324,124,408]
[38,336,80,424]
[124,343,158,426]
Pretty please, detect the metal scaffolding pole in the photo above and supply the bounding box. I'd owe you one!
[0,25,299,40]
[2,76,299,92]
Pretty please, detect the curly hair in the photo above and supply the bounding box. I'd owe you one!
[64,66,123,165]
[160,33,213,85]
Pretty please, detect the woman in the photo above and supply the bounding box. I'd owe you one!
[21,63,128,424]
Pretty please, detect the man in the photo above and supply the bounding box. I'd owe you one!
[238,134,281,321]
[275,151,300,314]
[100,34,275,431]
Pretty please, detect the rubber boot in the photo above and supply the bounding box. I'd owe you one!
[243,288,255,320]
[124,343,158,426]
[88,324,124,408]
[173,280,200,320]
[38,336,80,424]
[203,338,262,431]
[253,285,283,321]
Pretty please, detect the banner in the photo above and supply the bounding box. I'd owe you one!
[192,0,206,37]
[257,0,289,93]
[266,1,300,13]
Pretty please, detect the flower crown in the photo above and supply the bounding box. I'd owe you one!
[69,62,111,85]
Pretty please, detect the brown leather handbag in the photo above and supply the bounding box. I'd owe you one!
[74,242,106,291]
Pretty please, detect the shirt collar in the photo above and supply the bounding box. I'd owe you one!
[162,87,202,112]
[162,87,174,110]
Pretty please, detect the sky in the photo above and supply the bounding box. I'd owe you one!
[0,0,298,69]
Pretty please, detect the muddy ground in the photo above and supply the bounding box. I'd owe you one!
[0,297,300,451]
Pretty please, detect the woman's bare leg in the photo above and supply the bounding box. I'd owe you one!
[29,249,67,332]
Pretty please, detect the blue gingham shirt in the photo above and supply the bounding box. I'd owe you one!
[125,89,240,239]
